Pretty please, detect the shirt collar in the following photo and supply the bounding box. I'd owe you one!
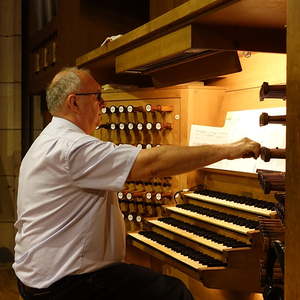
[51,116,86,134]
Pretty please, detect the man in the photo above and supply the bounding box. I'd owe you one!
[14,67,260,300]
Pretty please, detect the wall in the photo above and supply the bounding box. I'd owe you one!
[0,0,21,268]
[0,0,22,299]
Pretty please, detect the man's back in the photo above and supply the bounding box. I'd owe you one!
[13,117,139,288]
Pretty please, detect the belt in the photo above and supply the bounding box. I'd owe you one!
[17,263,124,296]
[17,279,52,296]
[17,269,99,296]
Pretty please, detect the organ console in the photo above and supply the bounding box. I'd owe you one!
[94,82,285,296]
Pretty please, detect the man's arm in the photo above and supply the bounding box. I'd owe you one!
[127,138,260,180]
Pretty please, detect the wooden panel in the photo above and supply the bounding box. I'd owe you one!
[208,52,286,90]
[164,264,263,299]
[116,26,193,73]
[0,37,21,83]
[192,25,285,53]
[286,0,300,299]
[200,169,275,202]
[0,84,21,130]
[32,95,44,131]
[0,130,21,176]
[0,176,16,222]
[76,0,236,67]
[207,52,286,130]
[0,269,20,300]
[221,88,285,113]
[77,0,286,69]
[195,0,286,28]
[0,223,15,255]
[150,0,189,20]
[175,86,226,164]
[126,243,152,268]
[116,24,270,76]
[0,0,21,35]
[151,51,241,87]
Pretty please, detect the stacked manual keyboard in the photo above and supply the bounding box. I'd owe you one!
[128,188,277,292]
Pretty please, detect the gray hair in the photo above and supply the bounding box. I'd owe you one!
[46,67,85,113]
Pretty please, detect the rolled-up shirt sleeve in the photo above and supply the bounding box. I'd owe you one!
[67,137,140,191]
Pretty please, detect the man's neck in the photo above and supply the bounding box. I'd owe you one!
[52,113,88,134]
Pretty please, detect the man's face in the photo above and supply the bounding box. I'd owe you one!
[76,73,103,134]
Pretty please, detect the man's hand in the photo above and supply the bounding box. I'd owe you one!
[227,137,261,160]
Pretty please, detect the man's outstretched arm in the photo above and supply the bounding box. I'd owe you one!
[128,138,260,180]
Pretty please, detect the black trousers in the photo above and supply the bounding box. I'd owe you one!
[17,263,194,300]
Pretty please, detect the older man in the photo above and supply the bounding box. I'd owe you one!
[14,67,260,300]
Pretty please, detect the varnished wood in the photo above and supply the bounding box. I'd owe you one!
[76,0,236,67]
[77,0,286,68]
[116,26,193,73]
[116,24,285,75]
[150,0,189,20]
[0,268,20,300]
[286,0,300,299]
[151,51,241,87]
[77,0,286,86]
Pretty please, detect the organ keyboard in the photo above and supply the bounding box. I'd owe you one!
[166,205,256,235]
[147,218,249,251]
[129,231,212,270]
[127,186,277,292]
[184,189,276,217]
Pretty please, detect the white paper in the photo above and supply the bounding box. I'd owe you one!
[189,107,286,173]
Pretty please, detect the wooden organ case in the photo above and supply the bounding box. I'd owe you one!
[92,53,286,300]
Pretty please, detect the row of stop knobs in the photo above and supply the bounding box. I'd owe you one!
[101,104,173,114]
[97,122,172,131]
[118,191,172,201]
[121,203,164,220]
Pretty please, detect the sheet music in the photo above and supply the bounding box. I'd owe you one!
[189,107,286,173]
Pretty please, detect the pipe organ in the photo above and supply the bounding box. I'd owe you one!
[92,73,286,299]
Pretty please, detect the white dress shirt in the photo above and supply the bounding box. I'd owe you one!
[13,117,140,288]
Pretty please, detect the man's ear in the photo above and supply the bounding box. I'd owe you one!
[66,94,79,112]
